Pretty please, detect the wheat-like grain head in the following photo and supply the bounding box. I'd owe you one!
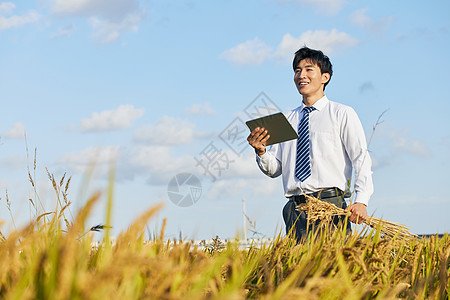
[296,195,417,240]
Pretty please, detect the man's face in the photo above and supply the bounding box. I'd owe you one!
[294,59,330,99]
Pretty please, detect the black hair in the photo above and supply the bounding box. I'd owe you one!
[292,46,333,90]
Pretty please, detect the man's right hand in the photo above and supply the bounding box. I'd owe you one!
[247,127,270,156]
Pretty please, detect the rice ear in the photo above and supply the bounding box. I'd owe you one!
[296,196,417,240]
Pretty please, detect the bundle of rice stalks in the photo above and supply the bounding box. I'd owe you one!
[296,195,417,240]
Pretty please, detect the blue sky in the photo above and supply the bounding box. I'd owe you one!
[1,0,449,240]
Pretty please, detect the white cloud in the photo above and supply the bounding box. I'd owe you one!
[88,12,143,44]
[275,30,359,59]
[192,148,273,186]
[79,104,144,132]
[350,8,371,28]
[56,144,194,185]
[371,123,431,169]
[220,38,273,65]
[48,0,145,43]
[206,151,263,181]
[54,140,268,188]
[379,123,430,158]
[50,0,93,15]
[128,145,194,184]
[391,136,430,158]
[3,122,26,139]
[133,116,195,146]
[0,3,41,30]
[221,30,358,65]
[51,24,75,39]
[183,103,216,116]
[350,8,393,35]
[57,145,121,174]
[50,0,139,19]
[0,2,15,15]
[0,155,26,171]
[277,0,346,15]
[206,177,280,200]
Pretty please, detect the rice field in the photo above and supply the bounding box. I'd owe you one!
[1,198,448,299]
[1,171,449,299]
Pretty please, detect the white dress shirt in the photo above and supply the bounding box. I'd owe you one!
[256,96,373,206]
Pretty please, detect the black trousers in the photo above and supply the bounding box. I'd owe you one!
[282,194,351,242]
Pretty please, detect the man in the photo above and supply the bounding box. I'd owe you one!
[247,46,373,241]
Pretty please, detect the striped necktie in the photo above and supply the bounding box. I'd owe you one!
[295,106,315,182]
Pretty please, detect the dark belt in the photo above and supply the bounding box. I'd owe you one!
[290,188,345,205]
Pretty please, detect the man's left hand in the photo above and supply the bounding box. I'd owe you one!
[345,202,367,224]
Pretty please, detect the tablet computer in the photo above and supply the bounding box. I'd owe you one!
[245,112,298,146]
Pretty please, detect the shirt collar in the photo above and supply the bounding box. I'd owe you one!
[300,95,329,112]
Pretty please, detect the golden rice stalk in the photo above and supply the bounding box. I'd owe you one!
[296,195,417,240]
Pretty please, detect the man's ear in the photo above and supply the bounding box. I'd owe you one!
[321,73,330,84]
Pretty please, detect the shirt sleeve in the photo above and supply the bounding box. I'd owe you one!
[255,145,282,178]
[340,107,374,206]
